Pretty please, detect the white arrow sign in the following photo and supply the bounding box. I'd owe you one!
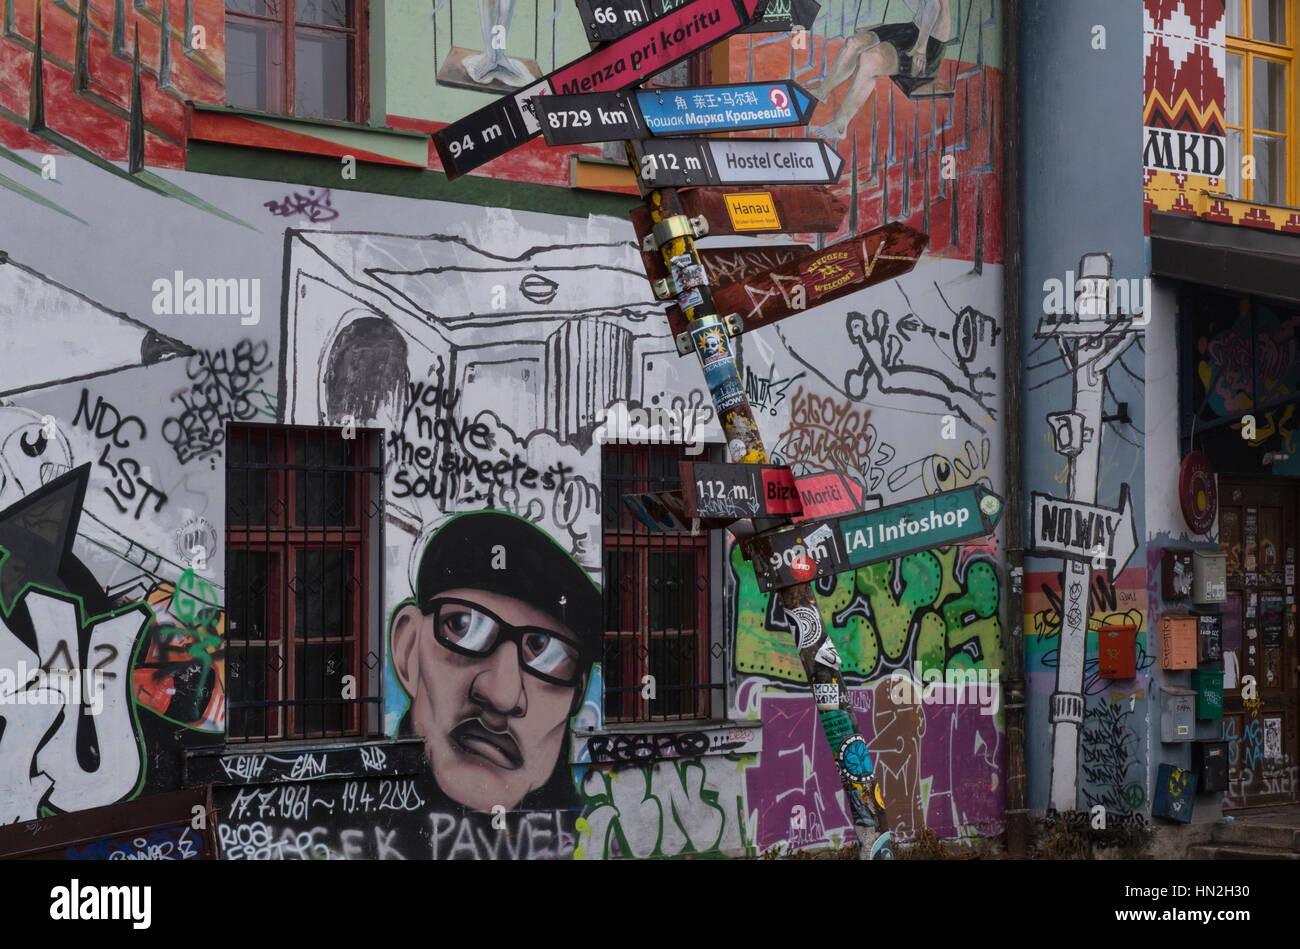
[1030,484,1137,580]
[632,137,845,187]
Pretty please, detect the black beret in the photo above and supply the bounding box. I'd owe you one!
[415,511,602,657]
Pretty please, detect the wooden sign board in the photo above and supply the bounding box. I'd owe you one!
[637,243,812,292]
[0,787,219,860]
[663,222,928,343]
[631,137,844,188]
[679,461,802,520]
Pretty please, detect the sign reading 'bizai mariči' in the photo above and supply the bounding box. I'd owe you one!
[536,81,815,146]
[632,137,844,187]
[837,486,1003,568]
[433,0,769,179]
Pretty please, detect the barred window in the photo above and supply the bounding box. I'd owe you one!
[225,424,383,741]
[601,444,724,722]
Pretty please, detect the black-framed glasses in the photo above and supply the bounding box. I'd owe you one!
[428,598,584,687]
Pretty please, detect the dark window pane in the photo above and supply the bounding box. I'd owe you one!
[649,551,695,630]
[228,550,272,641]
[602,447,637,531]
[602,633,635,720]
[295,548,353,639]
[649,634,696,717]
[1252,134,1286,204]
[228,644,279,738]
[226,20,283,112]
[295,29,351,120]
[1226,0,1243,36]
[295,644,349,735]
[296,0,350,27]
[227,433,269,525]
[295,436,351,525]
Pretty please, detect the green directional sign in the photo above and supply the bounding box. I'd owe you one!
[837,486,1004,568]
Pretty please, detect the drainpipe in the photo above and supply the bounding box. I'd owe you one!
[1001,0,1029,859]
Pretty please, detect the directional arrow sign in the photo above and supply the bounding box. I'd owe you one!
[629,186,846,239]
[679,461,802,520]
[637,242,810,292]
[1029,485,1137,581]
[747,486,1003,591]
[662,221,927,344]
[633,137,844,187]
[537,81,815,146]
[433,0,769,180]
[837,486,1004,569]
[575,0,819,43]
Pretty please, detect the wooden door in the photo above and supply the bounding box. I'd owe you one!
[1219,479,1300,808]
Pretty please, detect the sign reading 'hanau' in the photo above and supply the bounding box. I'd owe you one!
[632,137,844,187]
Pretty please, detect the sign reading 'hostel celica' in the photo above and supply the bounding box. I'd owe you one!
[838,486,1003,568]
[536,81,815,146]
[632,137,844,187]
[432,0,769,179]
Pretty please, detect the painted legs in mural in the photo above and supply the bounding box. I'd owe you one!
[463,0,532,87]
[808,0,952,140]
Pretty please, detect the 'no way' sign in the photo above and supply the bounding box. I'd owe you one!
[433,0,769,180]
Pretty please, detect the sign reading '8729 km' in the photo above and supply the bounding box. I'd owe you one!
[432,0,770,180]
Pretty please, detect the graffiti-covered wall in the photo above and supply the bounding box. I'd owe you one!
[1,0,1006,859]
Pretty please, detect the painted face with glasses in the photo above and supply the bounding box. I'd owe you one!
[391,587,586,811]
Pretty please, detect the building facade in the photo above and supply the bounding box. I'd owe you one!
[2,0,1291,862]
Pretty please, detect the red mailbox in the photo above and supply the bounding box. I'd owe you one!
[1098,624,1138,679]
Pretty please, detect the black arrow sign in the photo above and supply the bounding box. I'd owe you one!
[631,137,844,187]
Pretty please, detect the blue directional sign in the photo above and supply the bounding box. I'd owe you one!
[536,81,815,147]
[637,82,814,135]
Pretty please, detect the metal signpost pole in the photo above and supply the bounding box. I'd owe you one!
[641,184,893,859]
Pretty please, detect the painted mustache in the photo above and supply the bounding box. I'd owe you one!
[451,718,523,770]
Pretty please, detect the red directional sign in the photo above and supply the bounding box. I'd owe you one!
[433,0,769,180]
[662,221,928,344]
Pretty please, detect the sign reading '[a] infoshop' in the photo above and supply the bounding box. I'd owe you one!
[535,81,815,146]
[432,0,769,180]
[631,137,844,187]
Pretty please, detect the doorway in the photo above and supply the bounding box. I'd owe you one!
[1218,478,1300,808]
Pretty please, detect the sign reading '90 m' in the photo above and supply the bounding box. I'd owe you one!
[432,0,769,180]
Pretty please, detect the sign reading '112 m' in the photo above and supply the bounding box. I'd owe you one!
[632,137,844,187]
[432,0,769,179]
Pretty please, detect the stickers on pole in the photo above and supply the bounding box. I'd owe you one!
[433,0,770,179]
[679,461,801,520]
[690,320,747,415]
[574,0,819,43]
[536,82,814,146]
[632,137,845,187]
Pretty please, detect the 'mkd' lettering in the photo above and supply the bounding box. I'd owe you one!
[1142,127,1225,176]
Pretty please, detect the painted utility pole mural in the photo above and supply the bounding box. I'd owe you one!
[1035,254,1141,811]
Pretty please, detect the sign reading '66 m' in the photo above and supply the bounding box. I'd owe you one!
[433,0,769,180]
[631,137,844,187]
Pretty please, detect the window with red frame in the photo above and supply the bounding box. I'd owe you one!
[225,1,369,123]
[225,425,382,741]
[601,444,722,723]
